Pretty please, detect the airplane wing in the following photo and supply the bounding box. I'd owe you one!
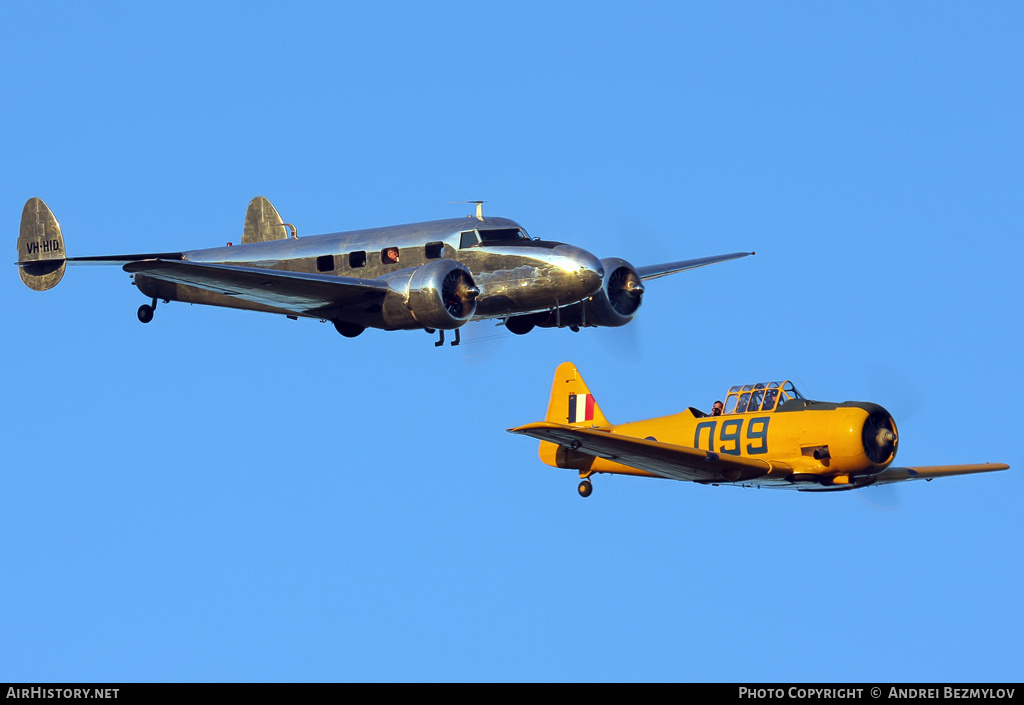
[870,463,1009,486]
[63,253,189,266]
[508,421,777,483]
[636,251,755,281]
[122,259,389,317]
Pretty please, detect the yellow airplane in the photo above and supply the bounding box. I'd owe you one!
[509,362,1008,497]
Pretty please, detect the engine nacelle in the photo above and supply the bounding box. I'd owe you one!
[857,406,899,469]
[381,259,480,330]
[582,258,644,327]
[506,258,645,334]
[794,401,899,475]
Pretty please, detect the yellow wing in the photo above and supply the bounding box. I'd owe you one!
[508,421,779,483]
[871,463,1008,485]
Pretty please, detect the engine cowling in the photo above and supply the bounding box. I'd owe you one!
[809,402,899,475]
[505,258,645,333]
[382,259,480,330]
[583,258,644,327]
[860,408,898,467]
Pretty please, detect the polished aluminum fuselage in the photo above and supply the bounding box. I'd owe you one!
[134,216,605,328]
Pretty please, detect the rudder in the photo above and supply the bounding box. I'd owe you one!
[242,196,292,244]
[545,361,610,427]
[17,197,66,291]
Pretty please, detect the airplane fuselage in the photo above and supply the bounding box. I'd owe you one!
[133,216,605,329]
[18,197,753,341]
[513,363,1006,496]
[541,399,899,488]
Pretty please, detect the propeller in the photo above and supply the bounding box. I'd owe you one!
[608,267,644,315]
[441,270,480,318]
[859,483,901,512]
[863,412,898,464]
[597,316,644,361]
[859,365,922,511]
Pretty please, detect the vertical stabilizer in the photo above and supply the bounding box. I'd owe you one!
[242,196,289,243]
[545,362,610,427]
[18,197,66,291]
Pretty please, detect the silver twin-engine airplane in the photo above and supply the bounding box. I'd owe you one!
[17,197,753,345]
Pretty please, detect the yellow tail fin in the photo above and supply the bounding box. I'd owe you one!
[544,362,610,427]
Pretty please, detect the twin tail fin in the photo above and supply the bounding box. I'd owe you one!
[17,197,66,291]
[242,196,295,243]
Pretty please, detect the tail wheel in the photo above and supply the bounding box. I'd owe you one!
[577,480,593,498]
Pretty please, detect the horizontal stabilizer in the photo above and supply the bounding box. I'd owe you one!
[17,197,66,291]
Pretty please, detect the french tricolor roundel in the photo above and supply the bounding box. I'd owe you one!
[568,393,595,423]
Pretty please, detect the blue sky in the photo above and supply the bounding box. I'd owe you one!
[2,2,1021,683]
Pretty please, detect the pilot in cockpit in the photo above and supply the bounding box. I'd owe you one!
[735,392,751,414]
[710,400,724,416]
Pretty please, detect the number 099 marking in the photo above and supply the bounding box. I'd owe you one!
[694,417,770,455]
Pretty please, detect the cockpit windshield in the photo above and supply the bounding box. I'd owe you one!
[478,227,531,242]
[723,381,804,414]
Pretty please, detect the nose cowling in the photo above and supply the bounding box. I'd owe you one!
[552,244,605,299]
[862,409,898,465]
[822,402,899,475]
[582,257,645,327]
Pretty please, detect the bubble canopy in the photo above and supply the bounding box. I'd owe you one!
[723,381,805,414]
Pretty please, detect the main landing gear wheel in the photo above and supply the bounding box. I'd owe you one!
[505,317,535,336]
[137,303,155,323]
[577,480,593,498]
[333,321,365,338]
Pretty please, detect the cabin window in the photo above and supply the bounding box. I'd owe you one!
[459,230,480,249]
[780,382,803,403]
[316,255,335,273]
[349,251,367,268]
[381,247,400,264]
[749,384,765,411]
[735,392,752,414]
[425,241,444,259]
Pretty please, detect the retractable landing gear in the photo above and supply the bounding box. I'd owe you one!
[505,317,535,336]
[577,479,593,498]
[333,321,365,338]
[137,298,157,323]
[430,328,461,347]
